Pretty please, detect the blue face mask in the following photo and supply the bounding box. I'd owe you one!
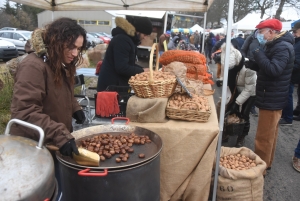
[256,33,267,45]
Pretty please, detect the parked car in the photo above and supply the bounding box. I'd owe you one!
[0,39,19,61]
[89,32,111,44]
[86,33,103,48]
[0,27,18,31]
[98,32,112,39]
[0,30,32,53]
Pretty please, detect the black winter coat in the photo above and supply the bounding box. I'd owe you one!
[253,31,295,110]
[291,37,300,84]
[97,17,144,91]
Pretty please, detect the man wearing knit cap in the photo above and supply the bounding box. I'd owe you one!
[250,18,295,176]
[97,16,153,91]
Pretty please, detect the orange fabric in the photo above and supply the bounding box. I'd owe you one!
[96,92,120,117]
[159,50,206,65]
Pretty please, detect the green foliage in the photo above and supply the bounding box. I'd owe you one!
[0,0,44,30]
[0,71,14,134]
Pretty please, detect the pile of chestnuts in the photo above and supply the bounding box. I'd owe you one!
[79,133,151,163]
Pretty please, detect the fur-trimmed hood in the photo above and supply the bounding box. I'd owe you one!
[115,17,136,37]
[28,28,47,57]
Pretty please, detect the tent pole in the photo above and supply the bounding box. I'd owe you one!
[201,12,207,53]
[212,0,235,200]
[163,11,168,33]
[52,11,54,21]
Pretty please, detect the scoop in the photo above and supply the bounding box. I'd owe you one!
[46,145,100,167]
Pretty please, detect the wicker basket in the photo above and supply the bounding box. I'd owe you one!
[166,94,211,122]
[128,43,177,98]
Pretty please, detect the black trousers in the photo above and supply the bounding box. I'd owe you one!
[240,96,256,136]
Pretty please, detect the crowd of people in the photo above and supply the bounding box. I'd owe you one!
[7,16,300,200]
[211,19,300,175]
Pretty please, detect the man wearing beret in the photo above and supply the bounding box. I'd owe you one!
[251,19,295,176]
[97,16,152,91]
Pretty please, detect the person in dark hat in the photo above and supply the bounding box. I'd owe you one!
[251,18,295,176]
[235,33,245,49]
[97,16,153,91]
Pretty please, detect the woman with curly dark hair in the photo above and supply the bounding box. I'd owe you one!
[10,17,87,197]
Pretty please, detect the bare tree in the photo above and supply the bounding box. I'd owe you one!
[254,0,275,18]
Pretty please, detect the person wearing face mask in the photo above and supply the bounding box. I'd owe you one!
[252,19,295,176]
[97,16,152,91]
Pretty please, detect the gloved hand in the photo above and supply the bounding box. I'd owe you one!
[252,46,264,55]
[229,102,240,115]
[59,139,79,156]
[73,110,86,124]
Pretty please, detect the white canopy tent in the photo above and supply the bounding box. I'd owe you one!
[190,24,204,33]
[8,1,237,201]
[232,12,269,31]
[210,27,225,34]
[10,0,214,12]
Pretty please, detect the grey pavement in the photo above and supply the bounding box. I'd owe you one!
[209,62,300,201]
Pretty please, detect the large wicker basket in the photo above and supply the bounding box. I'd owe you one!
[166,93,211,122]
[128,43,177,98]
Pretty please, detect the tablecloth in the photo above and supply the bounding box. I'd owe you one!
[130,85,219,201]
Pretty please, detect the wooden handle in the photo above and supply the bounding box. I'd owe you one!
[46,144,59,151]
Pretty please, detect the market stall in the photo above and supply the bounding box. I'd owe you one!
[8,1,243,201]
[130,84,219,201]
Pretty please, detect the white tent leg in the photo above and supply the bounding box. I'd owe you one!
[163,11,168,33]
[212,0,235,200]
[201,12,207,53]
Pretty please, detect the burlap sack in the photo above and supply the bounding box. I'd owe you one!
[162,61,187,83]
[126,95,168,123]
[162,62,204,95]
[214,147,266,201]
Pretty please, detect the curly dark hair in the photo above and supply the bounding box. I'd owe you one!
[43,17,87,86]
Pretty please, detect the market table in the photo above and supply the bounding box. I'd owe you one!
[130,84,219,201]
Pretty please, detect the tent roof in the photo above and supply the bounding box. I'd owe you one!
[10,0,214,12]
[190,24,204,32]
[106,10,166,19]
[232,12,269,30]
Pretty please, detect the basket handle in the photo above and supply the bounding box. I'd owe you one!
[179,101,201,110]
[149,43,159,84]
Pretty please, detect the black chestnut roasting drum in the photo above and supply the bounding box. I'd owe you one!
[56,118,163,201]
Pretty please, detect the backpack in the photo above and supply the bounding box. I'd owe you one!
[212,38,216,46]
